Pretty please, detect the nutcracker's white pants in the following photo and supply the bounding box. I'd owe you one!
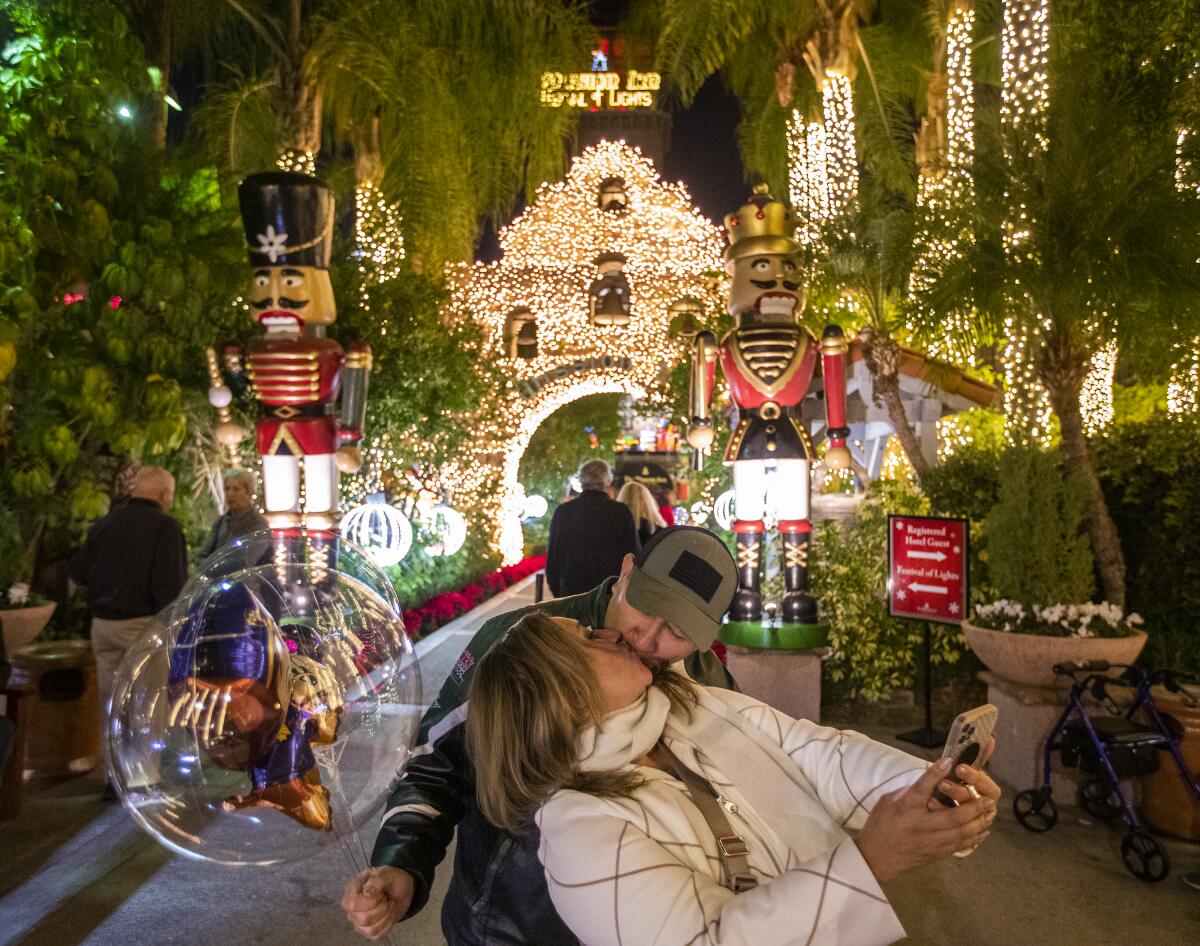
[261,453,340,525]
[732,459,810,523]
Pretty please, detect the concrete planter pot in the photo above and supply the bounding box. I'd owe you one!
[0,602,56,657]
[961,618,1147,689]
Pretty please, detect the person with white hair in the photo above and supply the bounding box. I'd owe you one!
[71,464,187,799]
[545,459,639,597]
[197,467,268,568]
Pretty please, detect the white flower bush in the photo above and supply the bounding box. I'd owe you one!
[973,599,1143,638]
[6,582,30,606]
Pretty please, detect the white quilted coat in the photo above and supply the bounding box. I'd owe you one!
[536,687,925,946]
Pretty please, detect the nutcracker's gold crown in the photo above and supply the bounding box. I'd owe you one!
[723,184,798,265]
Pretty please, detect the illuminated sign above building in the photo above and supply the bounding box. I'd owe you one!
[540,69,661,110]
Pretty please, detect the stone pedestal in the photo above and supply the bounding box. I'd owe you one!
[724,646,826,723]
[982,672,1139,805]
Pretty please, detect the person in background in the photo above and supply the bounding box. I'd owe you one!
[657,486,677,529]
[617,480,667,548]
[544,459,638,598]
[196,468,268,569]
[71,465,187,798]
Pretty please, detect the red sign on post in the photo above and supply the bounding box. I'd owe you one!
[887,515,969,625]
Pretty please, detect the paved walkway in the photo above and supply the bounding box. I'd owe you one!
[1,575,1198,945]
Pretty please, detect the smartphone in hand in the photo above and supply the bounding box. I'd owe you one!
[932,703,997,808]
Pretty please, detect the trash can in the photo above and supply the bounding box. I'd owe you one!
[9,640,101,778]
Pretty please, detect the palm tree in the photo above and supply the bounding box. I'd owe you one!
[191,0,589,267]
[817,205,935,479]
[918,25,1200,605]
[117,0,245,151]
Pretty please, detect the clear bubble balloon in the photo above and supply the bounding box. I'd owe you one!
[107,550,420,866]
[188,529,402,615]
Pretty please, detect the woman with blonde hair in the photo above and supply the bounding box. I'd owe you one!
[466,612,1001,946]
[616,479,667,547]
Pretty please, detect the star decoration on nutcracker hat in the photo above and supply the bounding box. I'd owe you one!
[256,225,288,263]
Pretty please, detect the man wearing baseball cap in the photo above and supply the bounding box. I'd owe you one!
[346,526,738,945]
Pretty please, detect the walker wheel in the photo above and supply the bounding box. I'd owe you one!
[1014,787,1058,832]
[1078,778,1123,821]
[1121,829,1170,883]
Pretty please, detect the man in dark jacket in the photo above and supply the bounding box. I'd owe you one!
[545,459,638,597]
[71,466,187,727]
[342,527,740,945]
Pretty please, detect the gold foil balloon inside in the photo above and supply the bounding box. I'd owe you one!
[106,533,420,865]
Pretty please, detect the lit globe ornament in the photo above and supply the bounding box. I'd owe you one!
[423,504,467,557]
[672,506,689,526]
[521,494,549,520]
[341,502,413,568]
[713,490,736,531]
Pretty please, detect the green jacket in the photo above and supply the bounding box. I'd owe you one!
[371,578,737,945]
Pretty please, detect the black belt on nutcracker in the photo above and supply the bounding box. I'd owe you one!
[727,400,814,462]
[265,401,336,419]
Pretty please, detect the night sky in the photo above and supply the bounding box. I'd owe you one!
[477,0,748,259]
[660,77,746,226]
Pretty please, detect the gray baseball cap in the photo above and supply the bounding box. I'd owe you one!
[625,526,737,651]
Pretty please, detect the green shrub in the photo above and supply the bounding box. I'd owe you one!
[983,446,1094,608]
[1093,415,1200,675]
[811,479,969,702]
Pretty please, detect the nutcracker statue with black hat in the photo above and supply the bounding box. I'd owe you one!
[208,171,371,535]
[686,185,850,639]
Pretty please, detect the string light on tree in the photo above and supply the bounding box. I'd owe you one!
[786,113,830,247]
[355,181,405,290]
[1169,71,1200,415]
[277,149,317,177]
[908,2,978,369]
[1000,0,1053,445]
[822,72,858,221]
[1081,340,1117,434]
[879,436,915,482]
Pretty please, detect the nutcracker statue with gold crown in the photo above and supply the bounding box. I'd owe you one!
[208,172,371,533]
[687,185,850,637]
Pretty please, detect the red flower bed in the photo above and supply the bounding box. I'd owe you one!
[401,555,547,640]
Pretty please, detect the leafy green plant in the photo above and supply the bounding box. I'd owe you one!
[1093,416,1200,676]
[0,2,244,588]
[982,447,1094,609]
[811,479,968,702]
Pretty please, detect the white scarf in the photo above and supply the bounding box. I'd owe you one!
[576,685,848,863]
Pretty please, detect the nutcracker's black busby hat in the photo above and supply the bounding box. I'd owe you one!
[238,171,334,269]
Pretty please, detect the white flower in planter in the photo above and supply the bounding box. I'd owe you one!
[7,582,30,606]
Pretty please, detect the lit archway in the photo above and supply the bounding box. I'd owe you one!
[497,375,646,563]
[442,140,726,563]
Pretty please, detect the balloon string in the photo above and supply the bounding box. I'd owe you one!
[324,752,402,946]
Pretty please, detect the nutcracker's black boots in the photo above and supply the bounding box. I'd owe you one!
[731,522,764,623]
[780,522,817,625]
